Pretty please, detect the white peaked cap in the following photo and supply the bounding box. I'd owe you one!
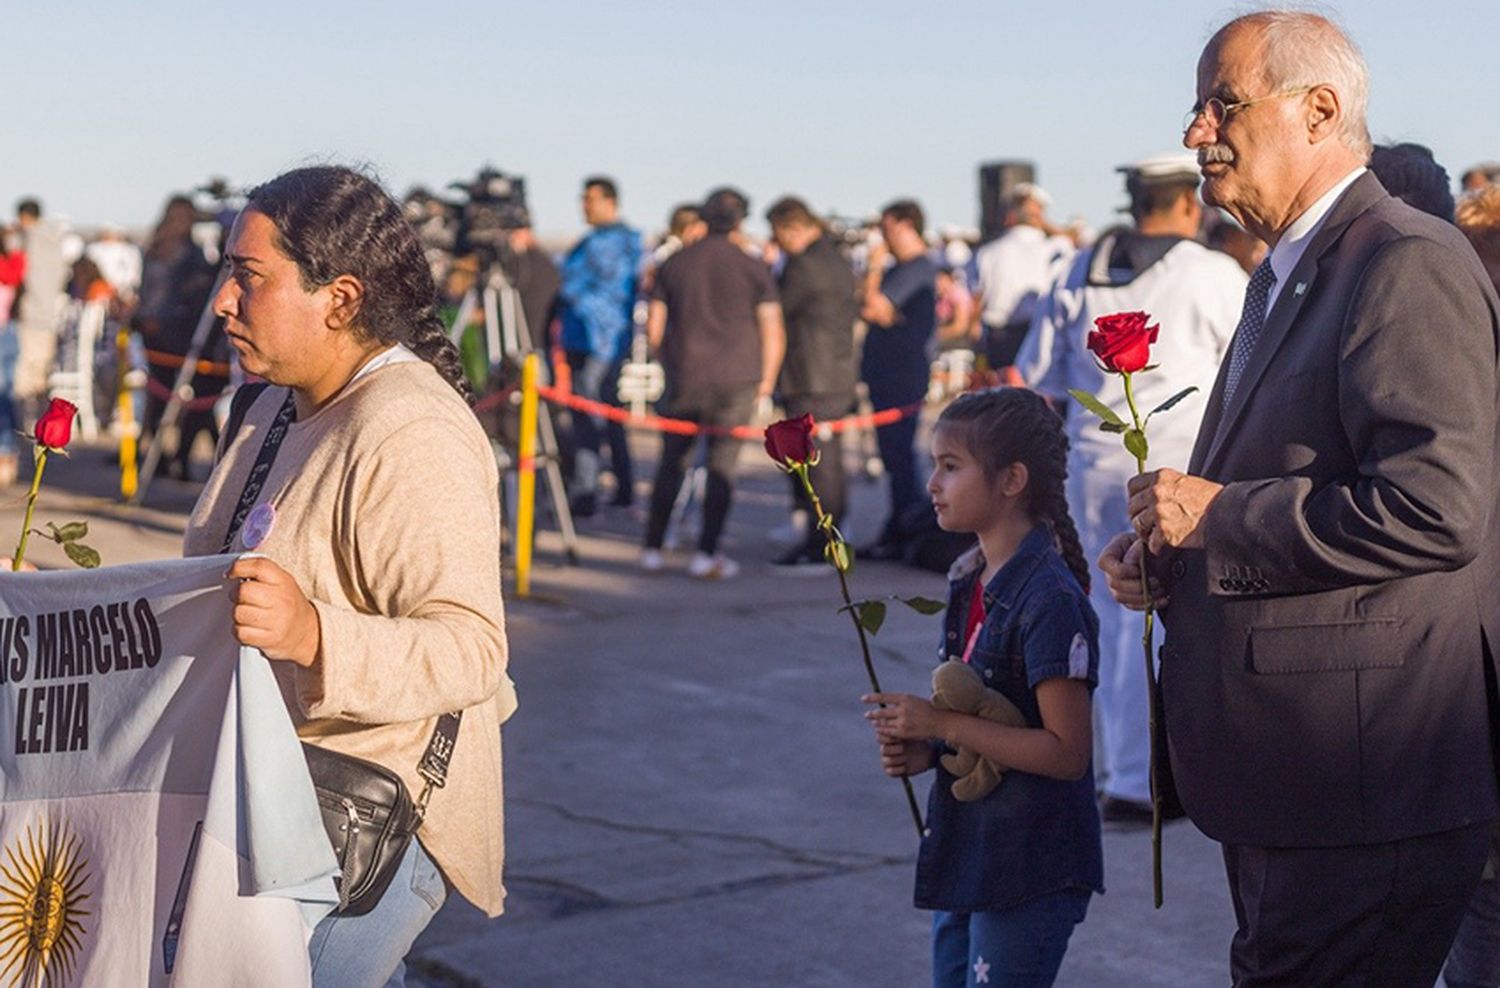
[1117,152,1201,183]
[1010,182,1053,208]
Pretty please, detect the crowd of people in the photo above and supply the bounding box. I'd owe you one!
[9,8,1500,983]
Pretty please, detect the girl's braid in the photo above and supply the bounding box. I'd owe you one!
[1033,413,1091,594]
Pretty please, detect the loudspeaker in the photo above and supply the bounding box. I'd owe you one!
[978,161,1036,242]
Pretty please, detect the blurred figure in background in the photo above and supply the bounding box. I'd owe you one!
[642,187,784,579]
[1461,163,1500,193]
[642,203,706,294]
[559,176,642,515]
[933,265,976,350]
[13,198,68,417]
[134,194,225,481]
[1017,153,1245,821]
[87,224,143,303]
[0,226,24,485]
[765,195,857,571]
[1370,142,1456,221]
[1206,216,1267,275]
[972,183,1074,372]
[498,208,561,357]
[858,199,936,559]
[1457,185,1500,287]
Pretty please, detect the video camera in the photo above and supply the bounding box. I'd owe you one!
[447,166,530,258]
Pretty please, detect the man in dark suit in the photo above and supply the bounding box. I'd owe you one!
[1100,11,1500,984]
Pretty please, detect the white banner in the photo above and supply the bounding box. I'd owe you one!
[0,556,338,987]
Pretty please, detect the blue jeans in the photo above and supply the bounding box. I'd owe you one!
[309,839,448,988]
[567,350,632,497]
[932,889,1090,988]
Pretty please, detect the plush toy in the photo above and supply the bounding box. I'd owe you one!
[930,660,1028,802]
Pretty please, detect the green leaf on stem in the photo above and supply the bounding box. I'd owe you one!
[45,521,89,543]
[898,595,946,615]
[1099,421,1128,434]
[1145,386,1200,423]
[63,541,101,569]
[1066,389,1128,428]
[1124,428,1149,462]
[854,600,887,635]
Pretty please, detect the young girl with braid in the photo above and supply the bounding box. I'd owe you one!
[865,387,1102,988]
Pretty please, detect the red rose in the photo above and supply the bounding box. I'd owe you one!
[764,414,819,469]
[34,398,78,451]
[1087,311,1160,374]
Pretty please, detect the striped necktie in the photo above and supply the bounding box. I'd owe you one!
[1222,259,1277,409]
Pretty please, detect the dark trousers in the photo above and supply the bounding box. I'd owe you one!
[644,386,757,554]
[783,392,853,558]
[983,320,1031,369]
[143,362,226,478]
[867,385,923,543]
[1222,820,1493,987]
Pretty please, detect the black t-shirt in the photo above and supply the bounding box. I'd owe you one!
[862,254,936,402]
[500,246,562,345]
[653,234,778,392]
[778,236,857,399]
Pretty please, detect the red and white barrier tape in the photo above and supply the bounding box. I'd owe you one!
[474,384,922,439]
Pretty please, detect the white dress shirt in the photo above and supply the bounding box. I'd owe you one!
[1265,167,1366,313]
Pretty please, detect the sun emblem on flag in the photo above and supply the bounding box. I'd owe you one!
[0,819,91,987]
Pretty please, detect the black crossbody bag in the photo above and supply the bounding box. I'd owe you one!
[221,384,461,915]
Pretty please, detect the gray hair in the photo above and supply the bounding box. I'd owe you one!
[1215,10,1372,160]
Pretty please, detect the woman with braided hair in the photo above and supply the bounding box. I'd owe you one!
[183,165,514,986]
[864,387,1102,987]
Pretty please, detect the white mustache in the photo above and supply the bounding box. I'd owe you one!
[1199,145,1235,166]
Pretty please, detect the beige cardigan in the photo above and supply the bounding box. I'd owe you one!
[183,360,516,916]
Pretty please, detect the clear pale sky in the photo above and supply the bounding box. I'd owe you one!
[5,0,1493,240]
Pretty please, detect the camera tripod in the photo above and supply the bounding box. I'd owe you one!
[129,268,230,505]
[449,256,580,564]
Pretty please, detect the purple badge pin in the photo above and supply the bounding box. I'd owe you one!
[241,502,276,550]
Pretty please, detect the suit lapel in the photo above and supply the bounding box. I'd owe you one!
[1199,173,1390,477]
[1189,347,1233,474]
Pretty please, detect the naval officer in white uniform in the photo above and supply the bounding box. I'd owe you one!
[1016,153,1247,819]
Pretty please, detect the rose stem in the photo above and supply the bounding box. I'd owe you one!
[12,449,48,572]
[1122,372,1165,908]
[798,463,925,836]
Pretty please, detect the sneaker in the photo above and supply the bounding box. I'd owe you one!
[570,492,597,518]
[639,548,665,573]
[771,545,832,575]
[687,552,740,581]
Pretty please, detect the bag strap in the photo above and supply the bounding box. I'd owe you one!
[219,383,466,817]
[414,712,462,820]
[220,388,297,554]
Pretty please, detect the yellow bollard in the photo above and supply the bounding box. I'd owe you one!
[515,353,539,598]
[117,329,139,501]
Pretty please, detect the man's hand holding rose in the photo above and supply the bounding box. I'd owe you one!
[1126,468,1224,554]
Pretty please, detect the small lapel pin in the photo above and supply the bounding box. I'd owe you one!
[1293,282,1308,296]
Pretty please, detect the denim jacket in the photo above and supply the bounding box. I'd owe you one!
[913,524,1105,912]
